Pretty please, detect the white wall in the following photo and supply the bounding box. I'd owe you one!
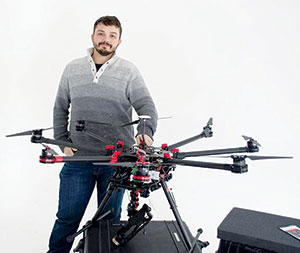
[1,0,299,252]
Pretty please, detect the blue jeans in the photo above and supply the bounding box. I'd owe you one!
[48,162,125,253]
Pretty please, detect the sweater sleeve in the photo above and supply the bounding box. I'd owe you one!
[126,66,158,139]
[53,65,72,151]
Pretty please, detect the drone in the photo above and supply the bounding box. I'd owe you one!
[6,117,293,253]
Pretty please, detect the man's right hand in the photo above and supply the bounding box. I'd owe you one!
[64,147,78,157]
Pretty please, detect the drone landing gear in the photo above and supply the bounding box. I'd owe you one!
[72,174,208,252]
[161,180,209,252]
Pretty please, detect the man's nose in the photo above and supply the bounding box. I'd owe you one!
[103,34,109,41]
[103,34,112,42]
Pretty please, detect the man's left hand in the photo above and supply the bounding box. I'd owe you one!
[136,134,153,147]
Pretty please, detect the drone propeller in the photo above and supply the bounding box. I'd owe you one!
[38,137,104,153]
[121,115,152,127]
[121,119,140,127]
[73,120,111,126]
[203,117,213,137]
[76,116,170,129]
[6,124,104,153]
[208,155,293,161]
[121,115,172,127]
[158,116,172,120]
[139,115,152,119]
[75,121,113,144]
[242,135,261,147]
[245,155,293,160]
[6,126,54,137]
[206,117,213,126]
[76,119,138,128]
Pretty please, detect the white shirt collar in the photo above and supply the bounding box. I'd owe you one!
[86,48,118,83]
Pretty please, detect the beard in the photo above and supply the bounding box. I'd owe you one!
[94,42,117,56]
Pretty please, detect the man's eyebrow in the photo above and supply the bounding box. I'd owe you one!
[95,30,118,35]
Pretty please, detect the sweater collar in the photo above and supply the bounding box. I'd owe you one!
[87,48,118,65]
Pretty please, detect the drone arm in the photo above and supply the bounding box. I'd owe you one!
[83,130,112,144]
[40,155,112,164]
[168,133,206,150]
[60,156,111,163]
[170,159,233,171]
[168,118,213,150]
[35,137,103,153]
[169,159,248,173]
[175,147,250,159]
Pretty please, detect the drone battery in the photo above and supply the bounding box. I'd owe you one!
[82,220,200,253]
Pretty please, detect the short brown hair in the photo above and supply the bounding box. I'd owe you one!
[93,16,122,38]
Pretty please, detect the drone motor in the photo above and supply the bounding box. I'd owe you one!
[231,155,248,173]
[132,162,151,183]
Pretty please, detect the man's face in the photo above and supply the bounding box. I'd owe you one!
[91,23,122,56]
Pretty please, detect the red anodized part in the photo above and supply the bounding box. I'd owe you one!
[110,150,122,163]
[161,143,168,150]
[132,175,151,181]
[117,141,124,148]
[55,156,63,163]
[171,148,179,153]
[40,157,55,163]
[138,154,145,163]
[163,153,172,159]
[40,156,64,163]
[106,145,115,150]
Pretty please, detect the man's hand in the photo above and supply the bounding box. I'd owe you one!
[135,134,153,147]
[64,147,78,157]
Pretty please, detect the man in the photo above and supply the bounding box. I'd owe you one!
[49,16,158,253]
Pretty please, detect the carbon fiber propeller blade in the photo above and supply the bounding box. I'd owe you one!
[242,135,261,147]
[74,120,111,126]
[40,137,103,153]
[208,155,293,160]
[6,130,34,137]
[121,115,152,127]
[203,117,213,137]
[6,126,54,137]
[78,115,169,128]
[158,116,172,120]
[207,117,213,126]
[121,119,140,127]
[245,155,293,160]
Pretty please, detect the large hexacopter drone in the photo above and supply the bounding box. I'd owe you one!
[6,117,292,252]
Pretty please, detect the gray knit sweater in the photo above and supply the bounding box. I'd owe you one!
[53,50,158,156]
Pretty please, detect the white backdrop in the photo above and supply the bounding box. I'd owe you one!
[1,0,299,252]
